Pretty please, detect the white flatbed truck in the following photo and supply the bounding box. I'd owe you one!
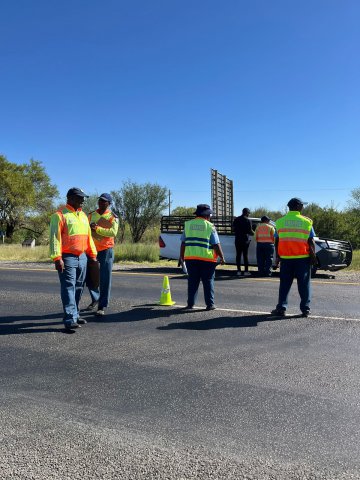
[159,216,353,276]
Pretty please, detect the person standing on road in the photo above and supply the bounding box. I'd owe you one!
[233,207,254,276]
[49,187,98,332]
[86,193,119,317]
[255,215,275,277]
[270,198,317,318]
[179,204,225,310]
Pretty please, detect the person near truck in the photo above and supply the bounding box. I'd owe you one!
[255,215,275,277]
[179,204,225,310]
[233,207,254,276]
[49,187,98,332]
[270,198,317,318]
[86,193,119,317]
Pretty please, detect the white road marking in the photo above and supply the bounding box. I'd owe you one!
[174,305,360,322]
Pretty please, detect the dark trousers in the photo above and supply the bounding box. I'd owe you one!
[89,247,114,309]
[256,243,275,276]
[276,257,311,313]
[235,239,250,272]
[186,260,216,308]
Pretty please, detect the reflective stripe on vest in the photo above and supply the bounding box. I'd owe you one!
[255,223,275,243]
[275,212,312,259]
[184,218,217,262]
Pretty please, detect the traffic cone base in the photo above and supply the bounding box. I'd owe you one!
[159,275,175,306]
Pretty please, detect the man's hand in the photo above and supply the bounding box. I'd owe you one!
[310,254,317,266]
[90,222,97,231]
[54,259,64,273]
[87,257,98,264]
[219,257,225,265]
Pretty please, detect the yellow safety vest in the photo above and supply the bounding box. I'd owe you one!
[184,218,218,262]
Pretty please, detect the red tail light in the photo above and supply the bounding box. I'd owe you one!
[159,236,166,248]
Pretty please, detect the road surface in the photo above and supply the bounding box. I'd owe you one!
[0,266,359,479]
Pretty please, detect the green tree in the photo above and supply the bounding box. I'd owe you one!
[0,156,58,241]
[251,206,283,221]
[171,206,195,216]
[111,180,168,243]
[347,187,360,210]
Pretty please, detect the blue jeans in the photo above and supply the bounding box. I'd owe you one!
[186,260,216,308]
[276,257,311,313]
[89,248,114,309]
[58,253,87,325]
[256,243,274,276]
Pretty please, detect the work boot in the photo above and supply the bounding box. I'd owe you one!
[270,308,286,317]
[64,322,80,332]
[84,301,98,312]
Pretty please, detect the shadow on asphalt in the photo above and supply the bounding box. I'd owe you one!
[0,305,289,335]
[157,313,282,330]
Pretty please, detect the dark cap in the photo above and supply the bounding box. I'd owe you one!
[287,197,308,209]
[194,204,213,216]
[66,187,89,198]
[242,208,250,215]
[261,215,270,222]
[99,193,112,203]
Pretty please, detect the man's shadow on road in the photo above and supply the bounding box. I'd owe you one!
[0,312,64,335]
[158,313,274,330]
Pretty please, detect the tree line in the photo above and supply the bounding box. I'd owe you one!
[1,155,360,248]
[0,156,168,244]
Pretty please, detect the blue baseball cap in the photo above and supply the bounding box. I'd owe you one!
[66,187,89,198]
[287,197,308,209]
[99,193,112,203]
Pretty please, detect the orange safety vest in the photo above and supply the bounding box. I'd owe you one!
[255,223,275,243]
[275,211,313,259]
[49,204,97,261]
[88,209,119,252]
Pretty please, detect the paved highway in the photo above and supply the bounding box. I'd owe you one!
[0,266,359,479]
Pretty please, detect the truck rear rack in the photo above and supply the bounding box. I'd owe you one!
[161,216,236,235]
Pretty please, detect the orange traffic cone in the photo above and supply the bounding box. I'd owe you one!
[159,275,175,306]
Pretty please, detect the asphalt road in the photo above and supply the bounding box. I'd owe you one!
[1,266,359,479]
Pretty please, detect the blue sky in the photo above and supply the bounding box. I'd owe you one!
[1,0,359,214]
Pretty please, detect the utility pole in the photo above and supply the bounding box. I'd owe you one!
[168,189,171,216]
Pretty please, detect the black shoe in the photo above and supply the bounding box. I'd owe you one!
[301,310,310,318]
[206,305,216,311]
[83,301,98,312]
[270,308,286,317]
[77,318,87,324]
[65,322,80,331]
[183,304,194,310]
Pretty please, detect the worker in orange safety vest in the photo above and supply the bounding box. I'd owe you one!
[270,198,317,318]
[255,215,275,276]
[85,193,119,317]
[49,187,97,332]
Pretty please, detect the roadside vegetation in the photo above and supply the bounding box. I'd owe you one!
[1,154,360,270]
